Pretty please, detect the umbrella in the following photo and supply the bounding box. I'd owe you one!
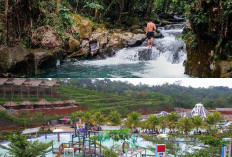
[53,129,64,142]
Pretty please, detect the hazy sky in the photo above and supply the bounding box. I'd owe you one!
[110,78,232,88]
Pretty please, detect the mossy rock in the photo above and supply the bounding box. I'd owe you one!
[72,14,93,39]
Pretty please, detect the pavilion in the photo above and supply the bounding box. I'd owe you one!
[3,101,19,110]
[35,99,52,109]
[20,101,34,109]
[0,78,60,98]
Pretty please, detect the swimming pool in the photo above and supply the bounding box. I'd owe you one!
[0,133,203,157]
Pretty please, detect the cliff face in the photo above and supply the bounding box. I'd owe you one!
[185,0,232,77]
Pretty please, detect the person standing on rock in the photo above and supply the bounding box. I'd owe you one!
[146,19,157,49]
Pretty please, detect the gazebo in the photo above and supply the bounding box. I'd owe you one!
[20,101,34,109]
[53,100,65,108]
[65,100,78,106]
[3,101,19,110]
[35,99,52,109]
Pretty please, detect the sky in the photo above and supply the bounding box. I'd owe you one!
[110,78,232,88]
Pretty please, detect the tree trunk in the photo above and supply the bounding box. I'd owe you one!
[57,0,62,13]
[5,0,9,45]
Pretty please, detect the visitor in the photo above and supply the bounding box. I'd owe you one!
[89,40,100,59]
[146,19,157,49]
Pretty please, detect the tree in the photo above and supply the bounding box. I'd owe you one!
[192,116,203,133]
[93,111,105,125]
[107,110,121,126]
[125,112,141,129]
[206,112,223,130]
[166,112,180,131]
[0,133,52,157]
[178,117,193,135]
[147,115,159,132]
[82,111,94,125]
[159,116,167,133]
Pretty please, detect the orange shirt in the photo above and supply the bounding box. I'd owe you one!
[146,22,156,32]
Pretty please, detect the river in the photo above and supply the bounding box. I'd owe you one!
[42,22,189,78]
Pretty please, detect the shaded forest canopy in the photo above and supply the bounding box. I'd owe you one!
[0,0,191,46]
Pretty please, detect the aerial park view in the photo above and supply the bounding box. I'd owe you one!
[0,78,232,157]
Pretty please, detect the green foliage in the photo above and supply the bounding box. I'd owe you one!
[84,2,104,10]
[147,115,159,131]
[59,5,75,28]
[103,149,118,157]
[125,112,141,129]
[107,110,122,126]
[0,133,52,157]
[192,116,203,132]
[178,117,193,135]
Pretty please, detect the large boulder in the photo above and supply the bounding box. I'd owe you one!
[33,50,57,75]
[105,32,146,53]
[68,36,81,54]
[0,46,35,77]
[90,28,109,53]
[72,14,93,39]
[31,25,62,49]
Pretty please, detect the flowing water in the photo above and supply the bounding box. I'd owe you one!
[42,22,189,78]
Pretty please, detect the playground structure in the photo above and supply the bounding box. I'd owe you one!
[52,130,104,157]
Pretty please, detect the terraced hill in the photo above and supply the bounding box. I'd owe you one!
[58,86,173,116]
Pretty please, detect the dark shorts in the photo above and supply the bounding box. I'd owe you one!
[147,31,154,39]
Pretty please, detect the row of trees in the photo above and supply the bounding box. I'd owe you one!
[71,110,224,136]
[67,78,232,109]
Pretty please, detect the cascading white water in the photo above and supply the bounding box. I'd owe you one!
[43,22,190,78]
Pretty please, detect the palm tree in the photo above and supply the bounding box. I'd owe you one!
[178,117,193,135]
[192,116,203,133]
[0,133,52,157]
[206,112,223,130]
[147,115,159,132]
[125,112,141,129]
[82,111,94,125]
[93,111,105,125]
[107,110,121,126]
[166,112,180,132]
[159,116,167,133]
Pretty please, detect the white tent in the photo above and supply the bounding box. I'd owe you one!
[22,127,41,134]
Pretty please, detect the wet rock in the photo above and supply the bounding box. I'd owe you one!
[138,49,152,61]
[154,31,163,38]
[31,25,62,49]
[34,50,57,75]
[0,45,35,77]
[90,28,109,53]
[72,14,93,39]
[183,21,191,34]
[124,33,146,46]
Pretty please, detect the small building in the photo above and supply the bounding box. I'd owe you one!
[65,100,78,106]
[53,100,65,108]
[157,111,169,117]
[35,99,52,109]
[3,101,19,110]
[20,101,34,109]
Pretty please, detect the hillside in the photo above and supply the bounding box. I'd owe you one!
[59,86,173,115]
